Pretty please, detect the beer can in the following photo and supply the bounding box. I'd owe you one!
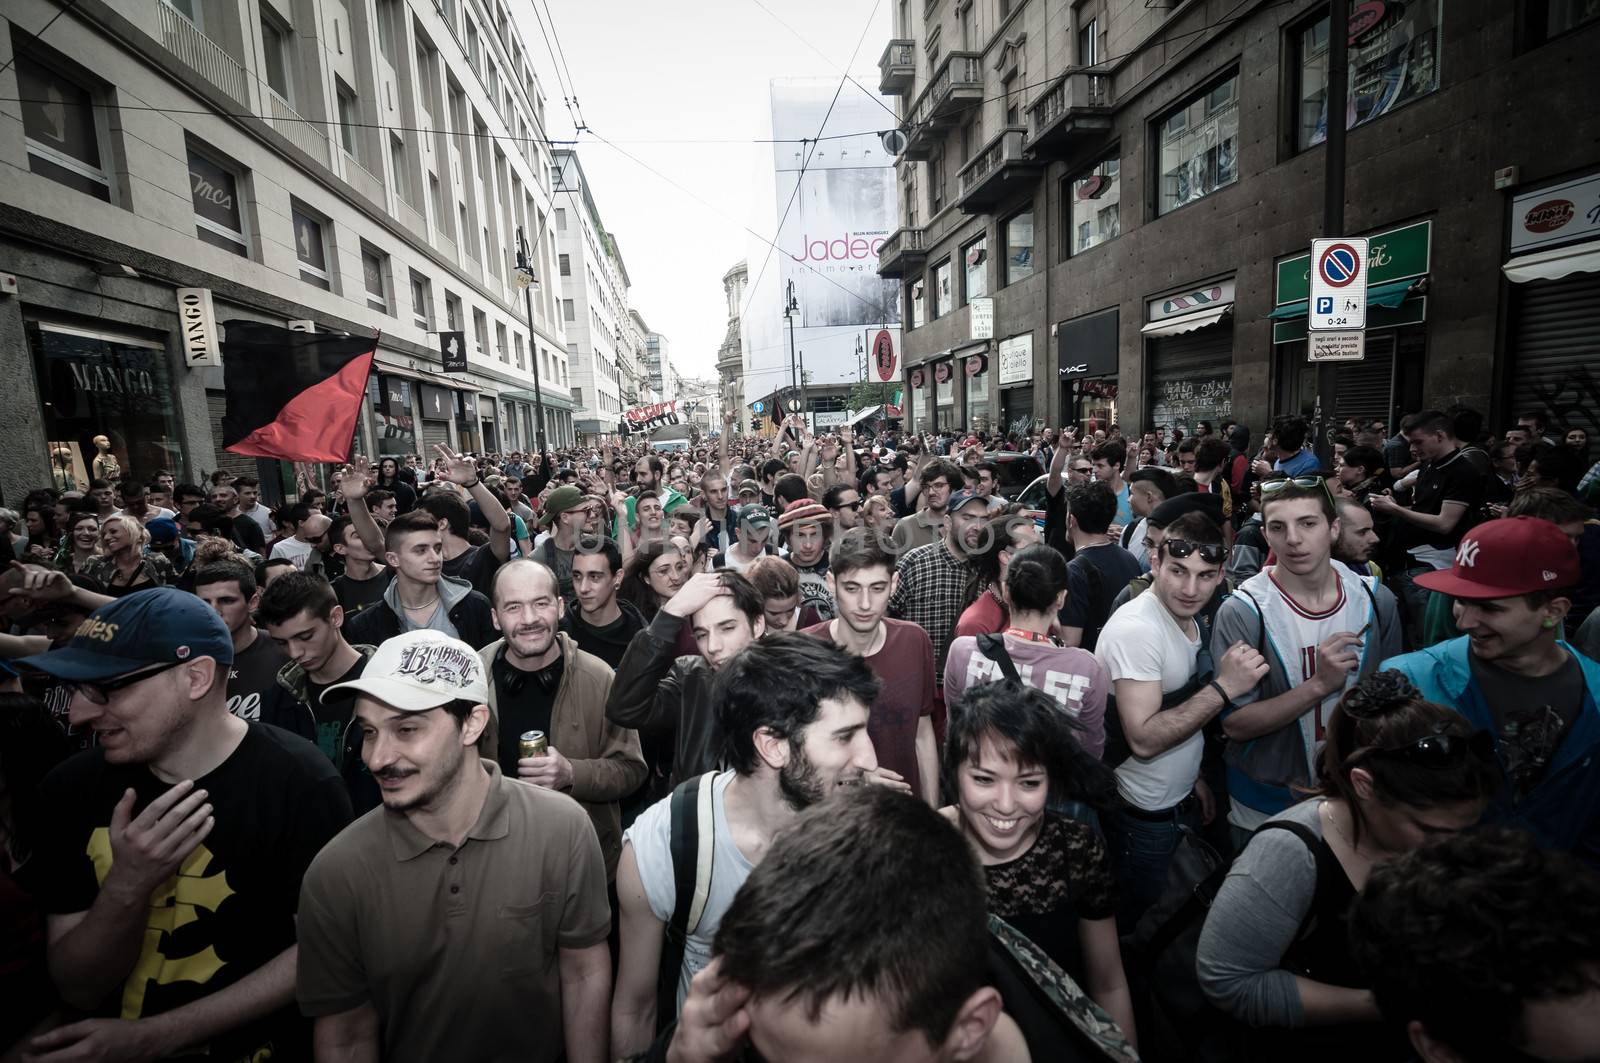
[519,730,548,759]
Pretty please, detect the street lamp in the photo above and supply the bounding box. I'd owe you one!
[514,225,550,471]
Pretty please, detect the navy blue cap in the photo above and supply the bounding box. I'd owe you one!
[17,587,234,682]
[946,489,989,515]
[147,516,180,544]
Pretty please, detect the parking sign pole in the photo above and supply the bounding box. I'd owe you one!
[1314,0,1350,467]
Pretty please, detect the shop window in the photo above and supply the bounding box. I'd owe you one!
[932,259,952,318]
[1295,3,1441,151]
[17,53,112,202]
[963,235,988,301]
[372,375,415,456]
[187,145,249,257]
[966,363,990,433]
[29,322,184,483]
[292,204,331,289]
[1068,154,1120,255]
[362,243,390,313]
[1003,209,1035,285]
[1156,73,1239,215]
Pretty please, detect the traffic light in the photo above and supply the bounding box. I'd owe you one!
[751,416,764,431]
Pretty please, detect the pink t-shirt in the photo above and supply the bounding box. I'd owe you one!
[942,633,1110,759]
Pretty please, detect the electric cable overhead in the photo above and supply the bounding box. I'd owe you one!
[0,0,81,77]
[743,0,901,124]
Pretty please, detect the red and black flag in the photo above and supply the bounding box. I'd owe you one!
[221,321,377,463]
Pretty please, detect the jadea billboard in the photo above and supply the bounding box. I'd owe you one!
[742,80,900,398]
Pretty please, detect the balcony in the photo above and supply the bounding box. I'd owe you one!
[878,39,915,95]
[903,51,983,158]
[157,2,248,107]
[877,226,927,278]
[266,90,330,167]
[1024,71,1114,159]
[343,152,385,204]
[957,127,1043,213]
[395,199,427,240]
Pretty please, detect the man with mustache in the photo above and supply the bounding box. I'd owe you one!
[477,559,645,883]
[609,634,895,1056]
[297,630,612,1063]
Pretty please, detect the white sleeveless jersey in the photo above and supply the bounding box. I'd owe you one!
[1234,564,1379,774]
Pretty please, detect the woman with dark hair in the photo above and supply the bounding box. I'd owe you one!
[945,543,1110,757]
[374,456,417,513]
[52,511,103,573]
[1195,671,1500,1059]
[941,679,1135,1047]
[21,505,59,563]
[955,515,1042,638]
[617,538,687,623]
[1565,424,1590,467]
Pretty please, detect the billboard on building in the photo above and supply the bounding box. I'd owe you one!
[743,80,901,404]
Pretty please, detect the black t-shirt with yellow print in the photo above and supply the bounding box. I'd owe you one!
[27,723,351,1061]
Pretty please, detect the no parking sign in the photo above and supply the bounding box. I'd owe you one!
[1309,237,1368,330]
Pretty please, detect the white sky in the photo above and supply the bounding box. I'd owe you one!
[516,0,896,380]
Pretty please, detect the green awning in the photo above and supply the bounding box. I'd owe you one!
[1268,277,1423,319]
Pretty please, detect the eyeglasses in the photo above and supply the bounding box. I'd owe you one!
[1354,728,1496,768]
[66,659,188,706]
[1071,465,1094,475]
[1159,538,1228,564]
[831,499,864,512]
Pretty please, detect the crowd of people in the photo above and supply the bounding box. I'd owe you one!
[1,403,1598,1062]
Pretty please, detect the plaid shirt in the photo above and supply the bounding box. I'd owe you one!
[889,537,974,683]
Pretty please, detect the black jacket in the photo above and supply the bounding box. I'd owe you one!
[344,579,499,649]
[605,611,716,805]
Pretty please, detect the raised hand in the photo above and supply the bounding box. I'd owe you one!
[432,443,479,486]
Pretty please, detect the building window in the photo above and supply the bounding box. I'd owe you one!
[375,0,399,61]
[931,258,952,318]
[1077,14,1099,65]
[1003,209,1034,285]
[410,271,432,330]
[389,135,411,203]
[292,205,330,288]
[1069,154,1120,254]
[555,208,567,231]
[514,333,525,370]
[1524,0,1600,45]
[559,253,571,276]
[445,291,462,331]
[336,81,359,157]
[562,299,575,322]
[496,322,509,363]
[1003,72,1020,126]
[473,308,489,357]
[362,244,390,313]
[1295,3,1441,151]
[17,54,111,202]
[1156,73,1239,216]
[929,152,945,214]
[260,13,294,103]
[908,279,926,329]
[963,235,987,301]
[187,146,248,256]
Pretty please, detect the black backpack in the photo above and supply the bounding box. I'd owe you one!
[654,772,718,1033]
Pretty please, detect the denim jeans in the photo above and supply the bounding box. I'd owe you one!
[1394,563,1436,647]
[1104,798,1200,935]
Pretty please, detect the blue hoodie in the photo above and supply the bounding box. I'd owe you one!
[1382,636,1600,868]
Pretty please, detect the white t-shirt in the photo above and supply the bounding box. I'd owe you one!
[270,536,317,570]
[1095,588,1204,811]
[239,502,275,536]
[623,771,754,1011]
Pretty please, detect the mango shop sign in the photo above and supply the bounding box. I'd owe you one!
[177,288,221,367]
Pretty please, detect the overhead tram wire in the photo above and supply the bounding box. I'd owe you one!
[743,0,901,125]
[739,0,888,327]
[0,0,82,77]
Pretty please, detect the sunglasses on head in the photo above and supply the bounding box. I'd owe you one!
[1159,538,1228,564]
[1260,474,1336,504]
[1354,728,1496,769]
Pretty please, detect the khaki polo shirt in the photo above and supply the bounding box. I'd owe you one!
[297,760,609,1063]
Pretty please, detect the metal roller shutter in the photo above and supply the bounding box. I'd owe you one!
[421,419,451,455]
[1510,271,1600,437]
[1001,386,1035,436]
[1148,325,1233,429]
[1334,332,1396,426]
[207,390,257,482]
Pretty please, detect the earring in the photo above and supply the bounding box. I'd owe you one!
[1542,618,1557,629]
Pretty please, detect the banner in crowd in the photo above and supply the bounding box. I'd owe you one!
[622,400,681,435]
[220,320,378,463]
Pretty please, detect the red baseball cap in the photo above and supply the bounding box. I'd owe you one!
[1414,517,1581,599]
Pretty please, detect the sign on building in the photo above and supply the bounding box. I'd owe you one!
[970,297,994,340]
[1509,172,1600,254]
[622,399,680,434]
[439,331,468,372]
[1309,331,1365,362]
[997,333,1033,385]
[177,288,221,367]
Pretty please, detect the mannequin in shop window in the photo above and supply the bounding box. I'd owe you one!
[91,435,121,483]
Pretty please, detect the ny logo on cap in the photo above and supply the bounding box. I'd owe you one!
[1457,539,1481,568]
